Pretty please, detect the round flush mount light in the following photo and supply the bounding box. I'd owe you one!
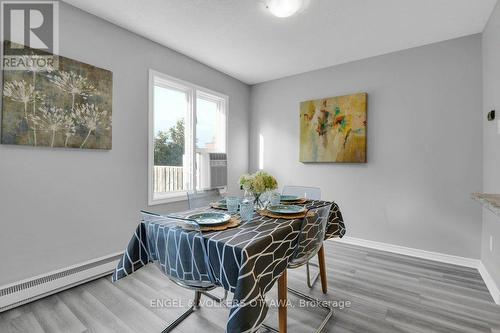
[267,0,303,18]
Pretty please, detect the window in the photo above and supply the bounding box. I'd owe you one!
[148,70,228,205]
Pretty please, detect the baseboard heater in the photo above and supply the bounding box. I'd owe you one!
[0,252,122,312]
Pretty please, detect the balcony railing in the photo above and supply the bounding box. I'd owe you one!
[154,166,184,193]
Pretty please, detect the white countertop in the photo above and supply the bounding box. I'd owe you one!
[472,193,500,217]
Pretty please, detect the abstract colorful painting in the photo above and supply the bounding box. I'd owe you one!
[1,42,113,149]
[300,93,367,163]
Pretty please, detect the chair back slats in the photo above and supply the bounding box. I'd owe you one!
[141,211,215,288]
[187,189,222,209]
[289,203,332,268]
[282,185,321,200]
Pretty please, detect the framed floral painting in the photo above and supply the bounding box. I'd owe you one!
[1,42,113,149]
[300,93,367,163]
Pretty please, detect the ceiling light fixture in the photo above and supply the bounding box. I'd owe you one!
[267,0,303,18]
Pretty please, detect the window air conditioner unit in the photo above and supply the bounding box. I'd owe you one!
[197,152,227,190]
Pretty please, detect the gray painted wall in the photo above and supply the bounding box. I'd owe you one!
[0,3,488,287]
[482,1,500,288]
[0,3,250,286]
[250,35,483,258]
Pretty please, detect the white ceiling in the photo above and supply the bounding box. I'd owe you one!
[62,0,497,84]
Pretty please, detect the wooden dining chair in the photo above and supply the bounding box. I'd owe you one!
[187,188,222,209]
[282,185,326,291]
[141,211,220,333]
[263,203,334,333]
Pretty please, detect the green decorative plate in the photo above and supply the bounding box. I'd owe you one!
[267,205,306,215]
[187,212,231,226]
[280,195,300,202]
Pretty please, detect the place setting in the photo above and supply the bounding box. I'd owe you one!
[260,193,312,219]
[260,204,309,219]
[183,211,241,232]
[279,194,308,205]
[165,196,244,232]
[205,172,312,226]
[184,192,255,232]
[253,185,310,219]
[209,196,310,221]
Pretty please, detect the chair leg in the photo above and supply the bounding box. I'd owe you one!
[306,247,327,293]
[278,271,287,333]
[202,289,228,304]
[161,291,201,333]
[262,323,279,332]
[306,261,320,288]
[318,246,328,294]
[287,287,334,333]
[261,281,334,333]
[262,272,288,333]
[193,290,201,308]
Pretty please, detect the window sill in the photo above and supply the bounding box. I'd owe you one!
[149,192,187,206]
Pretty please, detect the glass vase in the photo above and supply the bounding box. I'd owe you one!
[253,192,266,210]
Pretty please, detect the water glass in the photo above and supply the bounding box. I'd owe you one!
[260,191,271,208]
[269,192,281,206]
[226,196,240,214]
[239,200,255,222]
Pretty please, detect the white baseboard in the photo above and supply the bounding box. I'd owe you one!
[333,236,500,305]
[478,262,500,304]
[334,236,480,268]
[0,252,122,312]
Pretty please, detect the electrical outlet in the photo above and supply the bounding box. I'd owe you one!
[490,236,494,252]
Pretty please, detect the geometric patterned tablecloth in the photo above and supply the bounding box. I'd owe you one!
[112,200,345,333]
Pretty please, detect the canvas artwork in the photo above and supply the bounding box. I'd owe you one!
[300,92,367,163]
[1,43,113,149]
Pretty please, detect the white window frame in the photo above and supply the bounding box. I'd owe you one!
[148,69,229,206]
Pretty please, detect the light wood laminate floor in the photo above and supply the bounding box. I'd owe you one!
[1,241,499,333]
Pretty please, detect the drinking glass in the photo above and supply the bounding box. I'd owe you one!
[226,196,240,214]
[260,191,271,208]
[239,200,255,222]
[269,192,281,206]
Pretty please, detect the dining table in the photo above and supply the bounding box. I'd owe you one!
[112,199,345,333]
